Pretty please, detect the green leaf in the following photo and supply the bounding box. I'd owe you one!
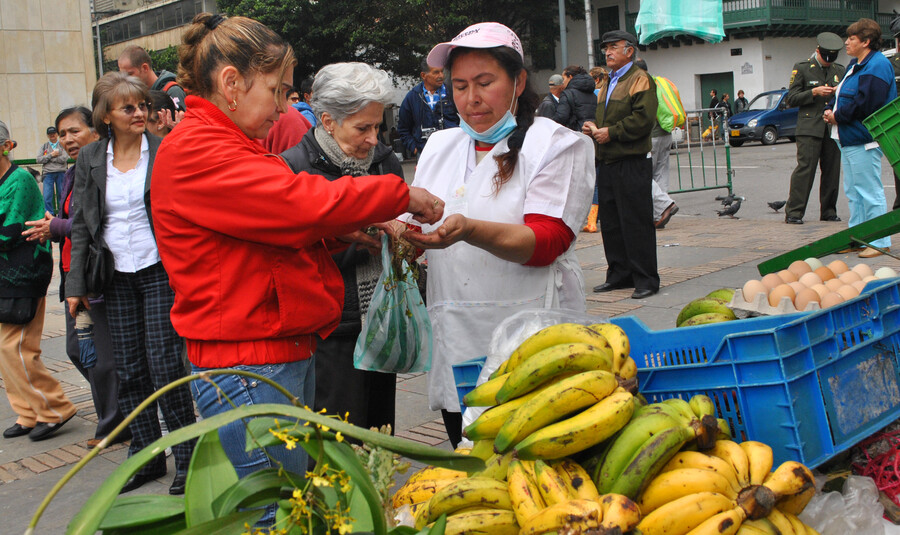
[322,440,386,535]
[348,483,375,533]
[171,509,264,534]
[97,495,185,531]
[211,468,301,517]
[184,429,239,526]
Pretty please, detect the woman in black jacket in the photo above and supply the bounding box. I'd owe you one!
[281,62,402,432]
[553,65,598,130]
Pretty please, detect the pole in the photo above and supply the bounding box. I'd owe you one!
[92,6,103,76]
[585,0,594,67]
[558,0,568,68]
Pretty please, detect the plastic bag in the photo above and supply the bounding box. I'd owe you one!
[634,0,725,45]
[799,475,890,535]
[353,234,432,373]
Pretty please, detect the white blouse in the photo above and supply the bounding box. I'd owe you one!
[104,135,160,273]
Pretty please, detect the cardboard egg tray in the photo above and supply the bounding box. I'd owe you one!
[728,289,820,317]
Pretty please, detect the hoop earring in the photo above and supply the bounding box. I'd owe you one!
[228,98,237,112]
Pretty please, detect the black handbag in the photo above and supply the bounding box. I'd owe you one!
[85,240,115,294]
[0,297,39,324]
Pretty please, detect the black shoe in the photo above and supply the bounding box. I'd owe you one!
[3,423,33,438]
[169,473,187,495]
[821,215,841,222]
[656,203,679,229]
[785,217,803,224]
[631,288,657,299]
[120,470,166,494]
[593,281,633,293]
[29,414,75,441]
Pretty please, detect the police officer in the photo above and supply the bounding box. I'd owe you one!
[784,32,845,224]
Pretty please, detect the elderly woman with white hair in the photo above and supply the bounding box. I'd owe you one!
[281,62,403,432]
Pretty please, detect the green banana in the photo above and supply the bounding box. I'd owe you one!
[676,298,736,327]
[464,386,547,441]
[495,343,614,403]
[594,410,684,493]
[469,439,495,460]
[679,312,735,327]
[607,424,696,499]
[717,418,733,440]
[493,370,618,453]
[689,394,717,419]
[706,288,736,302]
[463,372,509,407]
[474,451,515,480]
[662,398,696,423]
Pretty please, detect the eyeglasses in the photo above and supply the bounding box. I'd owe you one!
[288,96,301,103]
[116,102,150,116]
[600,44,627,54]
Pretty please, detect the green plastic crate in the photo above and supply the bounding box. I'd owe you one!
[864,95,900,176]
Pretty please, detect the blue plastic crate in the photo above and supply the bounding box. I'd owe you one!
[452,356,486,411]
[611,277,900,468]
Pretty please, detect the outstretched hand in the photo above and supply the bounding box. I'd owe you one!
[402,214,471,250]
[22,211,53,243]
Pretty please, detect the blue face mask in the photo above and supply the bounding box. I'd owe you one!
[458,80,519,144]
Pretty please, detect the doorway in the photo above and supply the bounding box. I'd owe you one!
[700,72,735,129]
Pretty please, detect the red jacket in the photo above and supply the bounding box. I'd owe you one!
[151,96,409,368]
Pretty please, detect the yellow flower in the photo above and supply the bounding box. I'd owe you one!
[335,432,344,443]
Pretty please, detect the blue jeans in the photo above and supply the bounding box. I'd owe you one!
[42,171,64,215]
[841,144,890,249]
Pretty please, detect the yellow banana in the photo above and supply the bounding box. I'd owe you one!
[685,507,746,535]
[519,459,538,482]
[599,493,642,532]
[506,322,610,371]
[717,418,733,440]
[662,451,743,494]
[463,372,509,407]
[506,459,546,526]
[463,386,546,441]
[589,322,630,373]
[516,390,634,460]
[765,507,797,535]
[392,476,462,509]
[762,461,815,499]
[440,508,519,535]
[636,492,735,535]
[534,459,573,505]
[663,397,698,423]
[416,477,513,528]
[619,357,639,379]
[552,458,600,500]
[493,370,618,453]
[740,441,774,486]
[519,498,602,535]
[489,358,509,379]
[783,509,812,535]
[469,439,495,461]
[638,468,739,514]
[403,465,467,486]
[736,518,781,535]
[776,483,815,515]
[474,451,515,481]
[710,440,751,488]
[497,342,614,403]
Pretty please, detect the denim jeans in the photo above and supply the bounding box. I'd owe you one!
[42,171,64,215]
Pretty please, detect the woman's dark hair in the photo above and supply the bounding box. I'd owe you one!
[846,18,882,50]
[149,90,177,118]
[55,106,93,132]
[448,46,539,194]
[563,65,587,77]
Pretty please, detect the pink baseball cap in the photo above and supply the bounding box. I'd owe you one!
[427,22,524,69]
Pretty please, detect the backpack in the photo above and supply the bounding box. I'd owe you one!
[162,80,179,92]
[654,76,686,132]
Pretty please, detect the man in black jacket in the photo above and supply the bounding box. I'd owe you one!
[398,58,458,159]
[537,74,565,119]
[554,65,598,130]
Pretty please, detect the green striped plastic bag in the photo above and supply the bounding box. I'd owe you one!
[353,234,432,373]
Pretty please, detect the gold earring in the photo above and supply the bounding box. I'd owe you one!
[228,98,237,112]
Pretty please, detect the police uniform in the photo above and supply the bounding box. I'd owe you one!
[784,32,846,223]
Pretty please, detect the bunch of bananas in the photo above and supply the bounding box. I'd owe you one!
[634,439,819,535]
[676,289,737,327]
[592,396,726,499]
[390,464,468,518]
[462,323,639,463]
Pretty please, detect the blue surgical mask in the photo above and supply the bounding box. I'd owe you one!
[458,80,519,144]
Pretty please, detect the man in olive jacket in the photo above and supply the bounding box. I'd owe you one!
[784,32,845,224]
[583,30,660,300]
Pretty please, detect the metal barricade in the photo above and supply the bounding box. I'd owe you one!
[668,108,734,196]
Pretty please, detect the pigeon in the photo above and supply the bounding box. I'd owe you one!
[716,193,737,206]
[767,200,786,212]
[716,199,742,218]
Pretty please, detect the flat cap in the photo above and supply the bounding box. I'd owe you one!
[548,74,564,86]
[601,30,637,46]
[816,32,843,52]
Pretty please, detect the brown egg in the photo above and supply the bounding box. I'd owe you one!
[768,284,796,307]
[821,292,845,308]
[828,260,849,275]
[788,281,804,294]
[761,273,784,290]
[863,275,878,283]
[852,263,874,279]
[814,266,836,281]
[824,279,844,292]
[777,270,798,284]
[836,285,860,301]
[838,271,862,284]
[852,281,867,293]
[810,284,830,299]
[788,260,813,277]
[742,280,768,303]
[794,288,821,311]
[799,272,823,287]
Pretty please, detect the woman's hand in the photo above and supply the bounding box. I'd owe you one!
[336,229,382,255]
[402,214,471,250]
[22,212,54,243]
[823,110,837,125]
[66,296,90,318]
[582,121,597,136]
[406,186,444,225]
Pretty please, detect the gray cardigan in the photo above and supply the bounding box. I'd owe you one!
[65,134,161,297]
[36,141,69,175]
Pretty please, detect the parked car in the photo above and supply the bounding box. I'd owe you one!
[727,89,798,146]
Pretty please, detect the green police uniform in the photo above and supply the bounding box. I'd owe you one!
[784,42,845,222]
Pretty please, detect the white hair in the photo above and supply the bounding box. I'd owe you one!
[0,121,10,145]
[310,62,393,125]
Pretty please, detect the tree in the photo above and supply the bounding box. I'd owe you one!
[216,0,583,81]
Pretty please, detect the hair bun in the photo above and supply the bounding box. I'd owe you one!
[205,14,225,30]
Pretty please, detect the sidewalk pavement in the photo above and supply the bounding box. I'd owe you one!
[4,207,900,533]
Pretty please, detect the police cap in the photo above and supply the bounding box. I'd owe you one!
[816,32,843,53]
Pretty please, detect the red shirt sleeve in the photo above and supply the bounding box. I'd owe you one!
[523,214,575,267]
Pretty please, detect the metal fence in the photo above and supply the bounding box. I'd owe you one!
[667,108,734,196]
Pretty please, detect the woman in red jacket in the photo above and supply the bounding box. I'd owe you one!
[150,11,442,515]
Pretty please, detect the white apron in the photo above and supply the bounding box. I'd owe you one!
[412,119,594,411]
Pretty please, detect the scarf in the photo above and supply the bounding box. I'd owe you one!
[314,126,376,177]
